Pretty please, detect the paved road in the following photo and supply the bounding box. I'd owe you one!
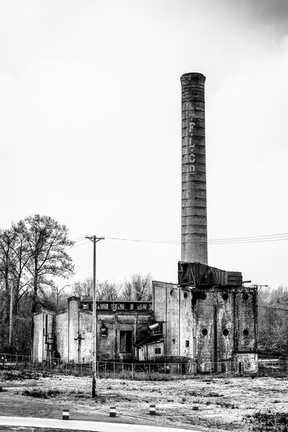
[0,416,204,431]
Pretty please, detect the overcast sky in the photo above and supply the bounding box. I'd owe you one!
[0,0,287,290]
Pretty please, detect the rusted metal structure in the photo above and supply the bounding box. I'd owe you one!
[178,262,243,288]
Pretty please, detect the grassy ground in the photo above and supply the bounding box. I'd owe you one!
[1,370,288,431]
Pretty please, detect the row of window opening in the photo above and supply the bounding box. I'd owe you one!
[170,291,250,302]
[202,328,249,337]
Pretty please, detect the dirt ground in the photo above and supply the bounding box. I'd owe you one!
[1,371,288,431]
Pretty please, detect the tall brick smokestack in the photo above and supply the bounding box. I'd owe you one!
[181,73,208,264]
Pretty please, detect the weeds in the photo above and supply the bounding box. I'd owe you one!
[69,390,87,399]
[98,371,186,381]
[22,388,61,398]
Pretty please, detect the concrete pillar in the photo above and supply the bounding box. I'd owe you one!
[181,72,208,264]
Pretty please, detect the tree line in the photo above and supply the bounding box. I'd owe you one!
[1,214,287,357]
[38,273,152,314]
[0,215,74,353]
[0,214,152,354]
[258,286,288,356]
[70,273,152,304]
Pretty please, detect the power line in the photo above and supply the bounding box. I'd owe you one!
[71,236,86,242]
[68,231,288,248]
[106,236,179,244]
[68,238,90,250]
[69,241,90,249]
[211,232,288,244]
[106,233,288,245]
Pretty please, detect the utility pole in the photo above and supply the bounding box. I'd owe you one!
[85,235,105,398]
[8,278,13,347]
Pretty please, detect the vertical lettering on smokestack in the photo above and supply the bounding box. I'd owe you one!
[181,73,208,264]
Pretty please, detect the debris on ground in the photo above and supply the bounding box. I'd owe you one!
[1,372,288,431]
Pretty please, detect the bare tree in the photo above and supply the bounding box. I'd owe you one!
[71,278,120,301]
[52,284,70,311]
[17,215,74,315]
[0,229,19,349]
[98,280,120,300]
[120,273,152,301]
[0,216,75,353]
[9,223,32,316]
[37,283,70,312]
[71,277,93,298]
[258,286,288,355]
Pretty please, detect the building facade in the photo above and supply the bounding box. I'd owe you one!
[33,72,258,375]
[33,266,258,375]
[33,297,153,364]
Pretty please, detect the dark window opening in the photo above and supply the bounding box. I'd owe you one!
[155,347,161,355]
[44,315,48,340]
[223,329,229,336]
[172,338,176,344]
[202,328,208,336]
[170,289,174,296]
[184,292,188,299]
[120,331,132,353]
[222,293,229,301]
[243,329,249,337]
[185,340,189,348]
[100,323,108,338]
[243,293,249,301]
[192,291,207,308]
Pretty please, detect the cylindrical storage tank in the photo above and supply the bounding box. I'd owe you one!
[180,72,208,264]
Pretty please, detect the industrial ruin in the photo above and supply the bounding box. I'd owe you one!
[33,73,258,374]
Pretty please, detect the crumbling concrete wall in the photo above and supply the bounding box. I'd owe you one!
[97,310,152,361]
[193,289,236,370]
[152,280,257,373]
[32,310,55,362]
[79,310,92,363]
[235,288,258,352]
[67,297,79,362]
[215,290,235,364]
[55,311,68,361]
[192,286,258,372]
[153,281,193,359]
[55,298,92,363]
[138,341,164,361]
[34,298,153,363]
[192,290,215,370]
[33,311,44,361]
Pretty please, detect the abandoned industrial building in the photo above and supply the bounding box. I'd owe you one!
[33,73,258,374]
